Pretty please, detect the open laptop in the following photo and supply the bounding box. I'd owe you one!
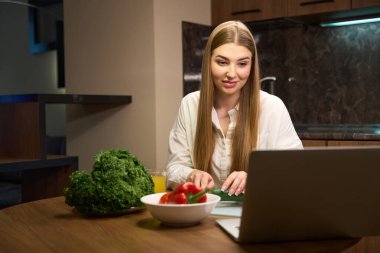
[216,147,380,243]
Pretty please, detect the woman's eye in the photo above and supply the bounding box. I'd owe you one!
[217,60,227,66]
[238,62,248,67]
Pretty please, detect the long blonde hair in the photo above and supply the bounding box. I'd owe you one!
[193,21,261,173]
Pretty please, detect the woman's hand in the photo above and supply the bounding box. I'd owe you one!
[186,170,215,190]
[221,171,247,196]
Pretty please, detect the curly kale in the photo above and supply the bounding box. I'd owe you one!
[64,149,154,215]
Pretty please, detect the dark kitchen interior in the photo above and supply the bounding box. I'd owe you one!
[2,0,380,209]
[183,21,380,126]
[2,1,380,250]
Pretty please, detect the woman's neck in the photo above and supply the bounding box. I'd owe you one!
[214,91,240,111]
[213,91,240,136]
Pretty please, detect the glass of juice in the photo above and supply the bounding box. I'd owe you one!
[150,170,166,193]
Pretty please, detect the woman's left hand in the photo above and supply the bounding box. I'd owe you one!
[221,171,247,196]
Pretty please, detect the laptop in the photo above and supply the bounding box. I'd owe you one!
[216,147,380,243]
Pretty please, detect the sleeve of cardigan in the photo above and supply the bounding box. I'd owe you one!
[166,95,196,190]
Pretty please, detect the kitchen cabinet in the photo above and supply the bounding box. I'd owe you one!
[287,0,351,17]
[212,0,380,26]
[327,140,380,146]
[212,0,287,25]
[352,0,380,9]
[302,139,380,147]
[0,156,78,203]
[302,139,328,147]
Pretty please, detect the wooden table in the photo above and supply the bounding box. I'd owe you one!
[1,197,380,253]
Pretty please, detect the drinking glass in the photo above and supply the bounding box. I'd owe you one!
[150,170,167,193]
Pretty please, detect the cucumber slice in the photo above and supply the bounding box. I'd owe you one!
[210,188,244,202]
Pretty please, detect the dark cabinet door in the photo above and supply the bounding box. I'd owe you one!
[352,0,380,9]
[212,0,287,25]
[287,0,351,16]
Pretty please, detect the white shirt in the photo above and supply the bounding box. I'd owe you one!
[166,90,303,189]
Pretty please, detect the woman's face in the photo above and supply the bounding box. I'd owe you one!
[211,42,252,98]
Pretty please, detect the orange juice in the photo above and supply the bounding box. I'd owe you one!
[151,172,166,193]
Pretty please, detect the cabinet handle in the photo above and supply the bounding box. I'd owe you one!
[231,9,261,16]
[299,0,334,6]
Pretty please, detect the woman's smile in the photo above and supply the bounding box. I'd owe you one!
[223,80,238,88]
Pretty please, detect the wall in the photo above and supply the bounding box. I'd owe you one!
[153,0,211,172]
[64,0,211,172]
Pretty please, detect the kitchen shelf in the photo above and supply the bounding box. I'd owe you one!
[0,155,78,203]
[0,93,132,104]
[0,93,132,204]
[0,93,132,159]
[0,155,78,172]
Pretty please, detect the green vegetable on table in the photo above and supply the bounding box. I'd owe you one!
[210,188,244,202]
[64,149,154,215]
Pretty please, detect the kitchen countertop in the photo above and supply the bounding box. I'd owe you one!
[295,124,380,141]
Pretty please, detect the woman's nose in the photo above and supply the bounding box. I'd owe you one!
[226,65,236,78]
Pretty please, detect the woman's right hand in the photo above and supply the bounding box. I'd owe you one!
[186,170,215,190]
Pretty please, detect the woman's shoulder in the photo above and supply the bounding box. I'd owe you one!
[177,91,200,122]
[259,90,285,108]
[181,90,200,106]
[183,90,200,99]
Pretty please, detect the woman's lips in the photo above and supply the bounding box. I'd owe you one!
[223,80,238,88]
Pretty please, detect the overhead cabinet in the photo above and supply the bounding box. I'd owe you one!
[287,0,351,16]
[212,0,287,25]
[352,0,380,9]
[212,0,380,25]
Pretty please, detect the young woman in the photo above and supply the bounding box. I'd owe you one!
[166,21,303,196]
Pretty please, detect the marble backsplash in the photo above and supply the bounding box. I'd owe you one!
[182,21,380,125]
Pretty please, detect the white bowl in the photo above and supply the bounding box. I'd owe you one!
[141,192,221,226]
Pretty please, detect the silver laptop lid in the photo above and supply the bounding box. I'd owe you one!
[237,147,380,243]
